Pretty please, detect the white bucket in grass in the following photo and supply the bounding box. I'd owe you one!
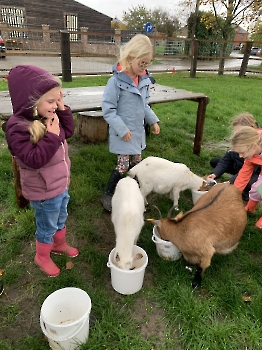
[152,226,182,261]
[107,245,148,295]
[40,287,91,350]
[191,189,208,205]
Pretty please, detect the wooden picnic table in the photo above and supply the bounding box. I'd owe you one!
[0,84,209,155]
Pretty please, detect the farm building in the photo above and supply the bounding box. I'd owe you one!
[0,0,114,52]
[0,0,112,33]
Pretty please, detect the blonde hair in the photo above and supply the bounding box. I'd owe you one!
[231,126,262,149]
[29,84,61,144]
[29,121,46,144]
[231,112,257,129]
[119,34,153,72]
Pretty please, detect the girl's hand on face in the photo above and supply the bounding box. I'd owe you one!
[56,89,66,111]
[45,114,60,136]
[152,122,160,135]
[122,130,132,141]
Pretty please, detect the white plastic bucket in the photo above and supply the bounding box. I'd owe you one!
[40,287,91,350]
[152,226,182,261]
[107,245,148,295]
[191,189,208,205]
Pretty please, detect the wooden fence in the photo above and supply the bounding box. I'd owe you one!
[0,24,261,80]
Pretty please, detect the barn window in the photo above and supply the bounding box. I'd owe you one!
[1,7,26,38]
[64,13,78,41]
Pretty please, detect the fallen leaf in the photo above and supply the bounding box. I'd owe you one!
[66,261,74,270]
[242,295,251,302]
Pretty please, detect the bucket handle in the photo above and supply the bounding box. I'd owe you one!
[107,261,111,268]
[40,315,89,343]
[152,234,158,243]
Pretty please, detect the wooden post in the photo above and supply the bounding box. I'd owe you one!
[239,41,253,78]
[190,39,199,78]
[190,0,200,78]
[60,30,72,82]
[193,96,210,155]
[42,24,50,44]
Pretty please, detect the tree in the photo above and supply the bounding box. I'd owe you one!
[111,19,127,30]
[249,21,262,43]
[187,10,234,57]
[199,0,262,75]
[122,5,153,31]
[122,5,180,36]
[150,8,180,37]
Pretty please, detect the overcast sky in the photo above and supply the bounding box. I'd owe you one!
[76,0,182,21]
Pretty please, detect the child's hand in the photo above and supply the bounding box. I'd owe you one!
[46,114,60,136]
[122,131,132,141]
[56,89,65,111]
[152,122,160,134]
[208,174,216,180]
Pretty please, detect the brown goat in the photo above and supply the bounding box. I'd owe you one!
[147,183,247,288]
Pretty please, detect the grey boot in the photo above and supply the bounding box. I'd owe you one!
[100,170,123,211]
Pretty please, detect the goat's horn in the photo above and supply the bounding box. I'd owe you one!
[167,205,175,218]
[152,205,162,219]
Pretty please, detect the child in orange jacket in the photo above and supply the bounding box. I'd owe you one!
[231,126,262,228]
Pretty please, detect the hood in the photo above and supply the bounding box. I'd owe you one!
[8,65,60,120]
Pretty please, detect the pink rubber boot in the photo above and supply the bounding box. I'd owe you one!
[51,227,79,257]
[34,241,60,277]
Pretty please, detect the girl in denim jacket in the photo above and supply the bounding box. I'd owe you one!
[101,34,160,211]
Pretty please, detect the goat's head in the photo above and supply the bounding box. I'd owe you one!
[114,252,133,270]
[146,206,183,241]
[198,177,217,191]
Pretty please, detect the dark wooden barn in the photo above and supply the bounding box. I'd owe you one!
[0,0,112,31]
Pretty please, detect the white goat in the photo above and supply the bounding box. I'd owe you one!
[147,183,247,288]
[128,156,213,211]
[111,177,145,270]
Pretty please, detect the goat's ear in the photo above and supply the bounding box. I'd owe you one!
[172,212,183,221]
[146,218,157,224]
[154,219,161,228]
[198,180,207,191]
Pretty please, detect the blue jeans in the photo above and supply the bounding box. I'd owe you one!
[30,189,70,244]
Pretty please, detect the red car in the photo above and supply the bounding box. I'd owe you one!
[0,36,6,58]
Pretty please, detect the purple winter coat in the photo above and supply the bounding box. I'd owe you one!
[5,65,74,201]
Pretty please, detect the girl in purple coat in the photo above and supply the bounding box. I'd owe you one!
[5,65,78,277]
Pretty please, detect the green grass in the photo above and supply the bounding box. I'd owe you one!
[1,72,262,349]
[248,64,262,71]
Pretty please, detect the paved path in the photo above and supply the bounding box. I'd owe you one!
[0,52,261,76]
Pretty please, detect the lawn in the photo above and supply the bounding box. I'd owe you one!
[1,72,262,349]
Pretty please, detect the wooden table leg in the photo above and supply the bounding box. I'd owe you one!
[193,97,210,155]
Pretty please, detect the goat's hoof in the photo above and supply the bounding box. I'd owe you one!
[192,279,201,289]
